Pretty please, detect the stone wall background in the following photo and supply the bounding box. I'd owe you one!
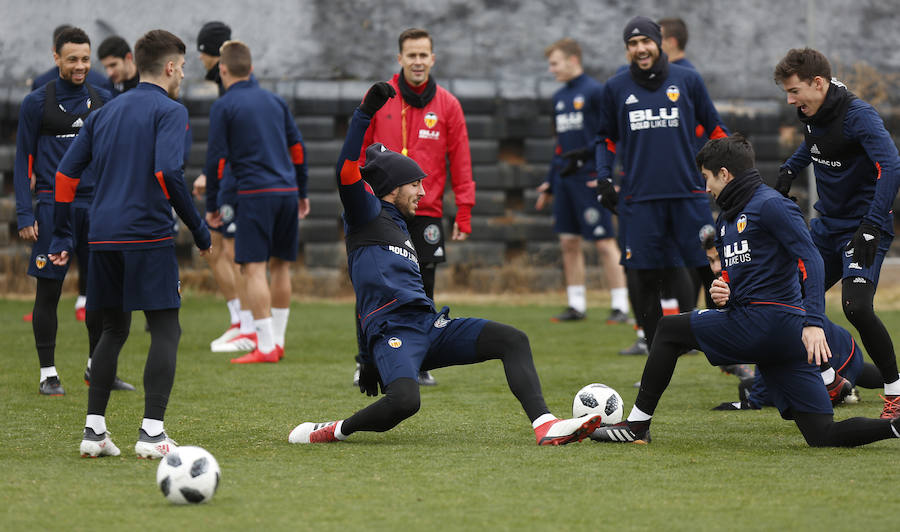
[2,0,900,102]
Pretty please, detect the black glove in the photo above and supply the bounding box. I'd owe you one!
[775,167,797,202]
[845,222,881,268]
[559,148,592,176]
[595,178,618,215]
[355,354,383,397]
[359,82,396,116]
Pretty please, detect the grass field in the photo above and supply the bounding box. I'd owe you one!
[1,293,897,531]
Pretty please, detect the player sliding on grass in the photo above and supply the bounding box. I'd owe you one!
[592,135,900,446]
[289,83,602,445]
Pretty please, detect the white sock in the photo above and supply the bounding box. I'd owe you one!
[660,298,679,316]
[820,367,836,385]
[85,414,107,435]
[226,298,241,326]
[334,420,349,441]
[885,375,900,395]
[611,287,629,313]
[636,328,646,340]
[75,295,86,310]
[271,307,290,347]
[86,358,92,370]
[39,366,58,382]
[532,413,556,429]
[255,317,276,353]
[239,310,255,334]
[567,285,586,313]
[627,405,652,423]
[141,418,164,437]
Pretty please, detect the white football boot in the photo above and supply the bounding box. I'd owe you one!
[80,428,121,458]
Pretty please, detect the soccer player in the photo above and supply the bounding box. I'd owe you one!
[97,36,139,96]
[535,38,629,324]
[593,16,728,348]
[48,29,211,458]
[31,24,112,92]
[288,83,602,446]
[592,135,900,447]
[14,26,133,395]
[774,48,900,419]
[191,21,255,353]
[358,27,476,385]
[203,40,309,364]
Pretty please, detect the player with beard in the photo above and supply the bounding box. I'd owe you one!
[354,27,475,386]
[288,83,601,446]
[14,26,133,395]
[774,48,900,420]
[592,16,728,349]
[49,29,211,458]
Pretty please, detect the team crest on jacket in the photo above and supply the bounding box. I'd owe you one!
[388,337,402,348]
[736,214,747,233]
[584,207,600,225]
[625,247,632,260]
[424,112,438,128]
[573,95,585,110]
[666,85,680,103]
[423,223,441,244]
[35,254,47,269]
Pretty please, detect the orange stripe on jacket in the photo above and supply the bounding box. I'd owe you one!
[695,124,706,138]
[290,143,305,165]
[605,138,616,154]
[28,154,34,180]
[155,171,170,199]
[797,258,808,281]
[340,159,361,185]
[876,161,882,180]
[217,158,226,180]
[55,171,79,202]
[709,126,727,139]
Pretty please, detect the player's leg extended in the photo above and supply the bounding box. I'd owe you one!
[558,234,587,319]
[143,308,181,427]
[595,237,629,321]
[793,411,899,447]
[88,308,132,414]
[269,257,291,350]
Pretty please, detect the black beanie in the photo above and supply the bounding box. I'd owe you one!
[623,16,662,49]
[360,143,427,198]
[197,21,231,56]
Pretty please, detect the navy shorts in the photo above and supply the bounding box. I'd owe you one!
[623,198,713,269]
[690,305,833,418]
[235,195,298,263]
[747,319,864,407]
[552,177,615,240]
[368,306,489,386]
[87,246,181,311]
[409,216,446,264]
[210,168,238,238]
[28,201,89,280]
[810,216,893,289]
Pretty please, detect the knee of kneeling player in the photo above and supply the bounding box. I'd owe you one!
[386,378,421,420]
[842,296,873,321]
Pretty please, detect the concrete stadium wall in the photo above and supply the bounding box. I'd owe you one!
[2,0,900,100]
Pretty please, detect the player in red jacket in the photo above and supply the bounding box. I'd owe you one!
[356,27,476,386]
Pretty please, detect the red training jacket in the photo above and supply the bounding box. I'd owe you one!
[362,73,475,232]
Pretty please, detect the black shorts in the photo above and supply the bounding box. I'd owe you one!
[408,216,446,265]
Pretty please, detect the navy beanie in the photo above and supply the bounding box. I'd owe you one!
[360,143,427,197]
[197,21,231,56]
[623,16,662,49]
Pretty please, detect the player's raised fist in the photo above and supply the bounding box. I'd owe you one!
[359,81,396,116]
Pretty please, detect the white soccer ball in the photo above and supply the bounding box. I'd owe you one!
[572,383,624,425]
[156,446,221,505]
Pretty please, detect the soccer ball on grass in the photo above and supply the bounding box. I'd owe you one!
[156,446,221,504]
[572,383,623,425]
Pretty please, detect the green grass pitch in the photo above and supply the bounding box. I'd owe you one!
[1,294,896,531]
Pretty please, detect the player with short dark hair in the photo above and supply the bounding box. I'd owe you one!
[289,83,602,446]
[592,135,900,447]
[536,38,629,324]
[774,48,900,419]
[48,29,211,459]
[14,26,134,395]
[97,35,139,95]
[31,25,111,92]
[203,40,309,364]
